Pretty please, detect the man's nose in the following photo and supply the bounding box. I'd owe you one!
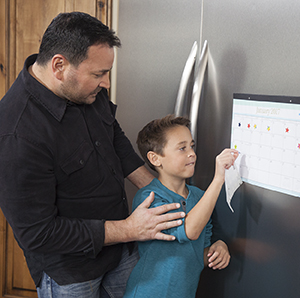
[99,73,110,89]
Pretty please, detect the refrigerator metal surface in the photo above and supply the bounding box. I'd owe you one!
[116,1,300,297]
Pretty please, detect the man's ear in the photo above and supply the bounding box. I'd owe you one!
[51,54,68,80]
[147,151,162,168]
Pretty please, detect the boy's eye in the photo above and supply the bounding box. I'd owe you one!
[180,146,186,151]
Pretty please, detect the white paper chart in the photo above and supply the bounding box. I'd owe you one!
[231,94,300,198]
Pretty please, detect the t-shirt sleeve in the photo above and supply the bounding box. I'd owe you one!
[108,101,144,177]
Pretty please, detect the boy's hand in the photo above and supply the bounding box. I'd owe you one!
[207,240,231,270]
[126,192,185,241]
[214,149,239,183]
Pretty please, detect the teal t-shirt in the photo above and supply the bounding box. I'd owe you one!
[124,178,212,298]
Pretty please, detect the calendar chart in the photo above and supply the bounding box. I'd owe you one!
[231,94,300,197]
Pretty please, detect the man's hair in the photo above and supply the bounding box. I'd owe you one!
[137,114,190,171]
[36,12,121,66]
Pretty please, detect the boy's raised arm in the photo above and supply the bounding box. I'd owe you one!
[184,149,238,240]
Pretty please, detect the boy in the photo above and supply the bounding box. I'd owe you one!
[124,115,238,298]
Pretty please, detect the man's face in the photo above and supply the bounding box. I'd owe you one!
[60,44,114,104]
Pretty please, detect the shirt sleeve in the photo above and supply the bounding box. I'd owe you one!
[104,100,144,178]
[0,134,103,258]
[112,118,144,177]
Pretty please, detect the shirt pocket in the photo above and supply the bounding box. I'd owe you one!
[60,141,94,176]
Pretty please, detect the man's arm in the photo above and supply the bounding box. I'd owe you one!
[126,165,155,189]
[102,165,185,245]
[104,191,185,245]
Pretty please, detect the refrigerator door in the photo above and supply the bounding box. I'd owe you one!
[196,1,300,297]
[115,1,300,297]
[116,0,202,204]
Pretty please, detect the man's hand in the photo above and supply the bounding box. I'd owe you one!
[104,192,185,245]
[126,191,185,241]
[206,240,231,270]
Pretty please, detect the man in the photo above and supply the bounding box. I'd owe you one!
[0,12,229,298]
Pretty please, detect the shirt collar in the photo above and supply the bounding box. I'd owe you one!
[22,54,68,122]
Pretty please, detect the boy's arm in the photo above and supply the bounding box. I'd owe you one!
[185,149,238,240]
[204,240,231,269]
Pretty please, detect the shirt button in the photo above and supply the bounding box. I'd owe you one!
[95,141,101,147]
[111,168,116,175]
[181,200,186,212]
[79,159,84,165]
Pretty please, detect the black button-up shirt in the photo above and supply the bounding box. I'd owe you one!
[0,54,144,286]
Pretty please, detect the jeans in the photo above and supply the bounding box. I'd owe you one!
[37,243,139,298]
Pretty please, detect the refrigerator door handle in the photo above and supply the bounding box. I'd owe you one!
[189,40,209,144]
[174,41,198,116]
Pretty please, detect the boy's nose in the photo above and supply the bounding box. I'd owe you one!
[188,150,196,157]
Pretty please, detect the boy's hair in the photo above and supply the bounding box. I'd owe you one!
[137,114,190,171]
[36,12,121,67]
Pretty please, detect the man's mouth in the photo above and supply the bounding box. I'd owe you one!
[92,88,102,96]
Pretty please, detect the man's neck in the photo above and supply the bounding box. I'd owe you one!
[29,63,47,86]
[29,62,58,96]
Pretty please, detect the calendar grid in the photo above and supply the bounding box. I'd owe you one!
[231,98,300,197]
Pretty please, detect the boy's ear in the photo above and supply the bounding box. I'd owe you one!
[147,151,161,168]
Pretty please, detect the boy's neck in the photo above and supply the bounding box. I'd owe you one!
[158,175,188,199]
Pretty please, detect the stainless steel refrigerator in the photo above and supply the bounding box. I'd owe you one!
[115,1,300,297]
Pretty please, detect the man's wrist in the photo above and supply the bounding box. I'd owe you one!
[104,219,130,246]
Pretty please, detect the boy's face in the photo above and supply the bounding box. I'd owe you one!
[158,125,196,180]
